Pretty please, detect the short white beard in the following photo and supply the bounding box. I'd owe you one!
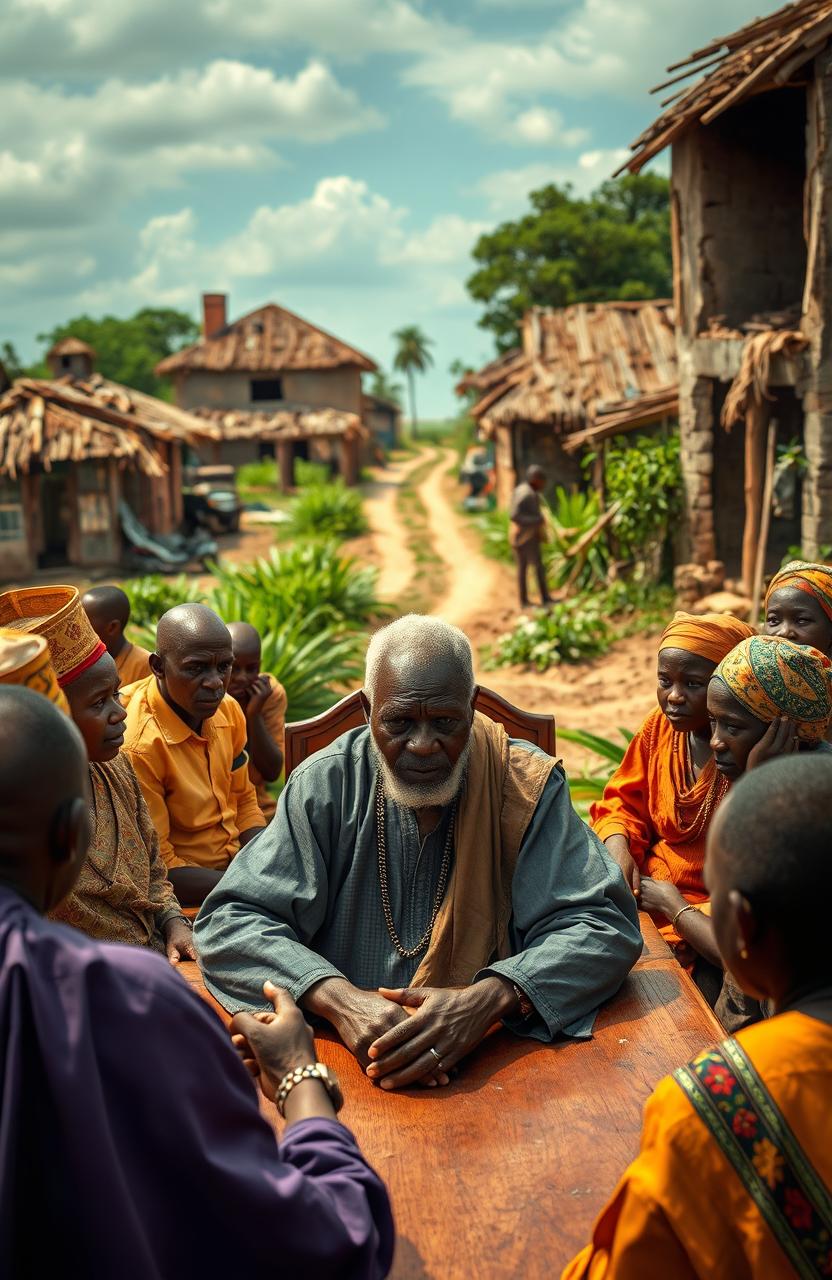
[371,736,471,810]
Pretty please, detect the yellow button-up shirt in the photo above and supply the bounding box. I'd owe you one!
[123,676,265,870]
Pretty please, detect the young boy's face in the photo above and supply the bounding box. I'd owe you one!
[228,640,261,701]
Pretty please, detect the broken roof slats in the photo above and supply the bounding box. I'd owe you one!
[623,0,832,173]
[469,300,677,439]
[0,373,205,478]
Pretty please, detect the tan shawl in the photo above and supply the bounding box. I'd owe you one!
[410,712,558,987]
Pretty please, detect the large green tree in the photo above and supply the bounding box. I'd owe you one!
[467,173,672,351]
[35,307,199,396]
[392,325,434,436]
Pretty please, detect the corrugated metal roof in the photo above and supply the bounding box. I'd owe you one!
[622,0,832,174]
[463,300,678,438]
[0,374,217,479]
[156,302,377,376]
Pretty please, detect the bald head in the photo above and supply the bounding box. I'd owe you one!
[710,755,832,928]
[152,604,233,728]
[0,687,90,909]
[156,604,231,656]
[228,622,261,658]
[82,584,131,654]
[706,755,832,996]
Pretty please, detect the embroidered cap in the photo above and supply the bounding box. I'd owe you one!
[0,586,106,687]
[0,627,70,712]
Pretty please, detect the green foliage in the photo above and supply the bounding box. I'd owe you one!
[122,575,203,635]
[558,727,633,818]
[0,341,25,380]
[467,174,671,350]
[485,596,611,671]
[237,458,278,490]
[602,430,682,568]
[35,307,198,396]
[474,509,514,564]
[210,542,387,629]
[294,459,331,487]
[783,543,832,565]
[253,615,364,721]
[393,324,435,433]
[545,487,612,590]
[286,480,368,542]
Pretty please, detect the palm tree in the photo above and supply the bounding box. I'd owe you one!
[392,325,434,437]
[366,368,404,407]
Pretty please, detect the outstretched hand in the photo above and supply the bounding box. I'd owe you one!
[163,917,198,965]
[230,981,318,1103]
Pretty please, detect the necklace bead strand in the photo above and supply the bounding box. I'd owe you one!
[375,776,455,960]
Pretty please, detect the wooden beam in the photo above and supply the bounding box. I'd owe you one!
[750,418,779,624]
[741,399,771,594]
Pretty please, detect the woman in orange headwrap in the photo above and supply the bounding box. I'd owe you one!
[763,560,832,656]
[591,612,754,975]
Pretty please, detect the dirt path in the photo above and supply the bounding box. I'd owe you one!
[420,447,509,631]
[361,451,430,603]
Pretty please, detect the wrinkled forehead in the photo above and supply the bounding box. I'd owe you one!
[372,649,471,711]
[170,634,232,662]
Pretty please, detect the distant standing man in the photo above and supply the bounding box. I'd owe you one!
[510,466,552,609]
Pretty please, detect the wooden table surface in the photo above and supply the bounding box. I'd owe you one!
[180,916,722,1279]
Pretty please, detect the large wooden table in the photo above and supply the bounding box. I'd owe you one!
[180,916,722,1278]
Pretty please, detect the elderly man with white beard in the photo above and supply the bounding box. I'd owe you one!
[196,616,641,1090]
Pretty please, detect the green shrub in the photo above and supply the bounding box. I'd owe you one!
[122,574,202,634]
[286,480,368,541]
[601,430,682,569]
[294,459,331,488]
[254,610,363,721]
[545,486,612,590]
[485,597,610,671]
[237,458,278,490]
[211,542,388,629]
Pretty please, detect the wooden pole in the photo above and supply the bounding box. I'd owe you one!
[741,399,770,594]
[750,418,778,626]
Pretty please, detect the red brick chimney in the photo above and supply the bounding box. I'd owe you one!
[202,293,227,338]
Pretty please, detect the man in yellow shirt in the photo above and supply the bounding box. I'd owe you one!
[123,604,265,906]
[82,585,152,687]
[228,622,286,822]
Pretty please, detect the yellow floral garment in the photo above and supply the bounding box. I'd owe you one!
[562,1012,832,1279]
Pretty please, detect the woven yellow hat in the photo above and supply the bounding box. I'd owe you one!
[0,586,105,687]
[0,627,70,713]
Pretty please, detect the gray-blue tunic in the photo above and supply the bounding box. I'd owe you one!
[196,727,641,1041]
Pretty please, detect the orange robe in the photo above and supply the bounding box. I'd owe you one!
[562,1011,832,1279]
[246,674,287,822]
[115,640,152,687]
[591,708,725,945]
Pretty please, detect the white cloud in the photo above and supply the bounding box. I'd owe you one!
[70,177,486,319]
[0,0,453,75]
[0,60,381,236]
[472,147,632,217]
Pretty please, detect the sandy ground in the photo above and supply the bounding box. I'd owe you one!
[360,450,430,601]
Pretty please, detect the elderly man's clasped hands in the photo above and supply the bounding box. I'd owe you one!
[366,976,517,1090]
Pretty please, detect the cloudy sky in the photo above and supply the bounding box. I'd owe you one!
[3,0,764,415]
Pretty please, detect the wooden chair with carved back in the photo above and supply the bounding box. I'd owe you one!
[284,686,556,780]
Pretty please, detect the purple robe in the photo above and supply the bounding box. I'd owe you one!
[0,886,393,1278]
